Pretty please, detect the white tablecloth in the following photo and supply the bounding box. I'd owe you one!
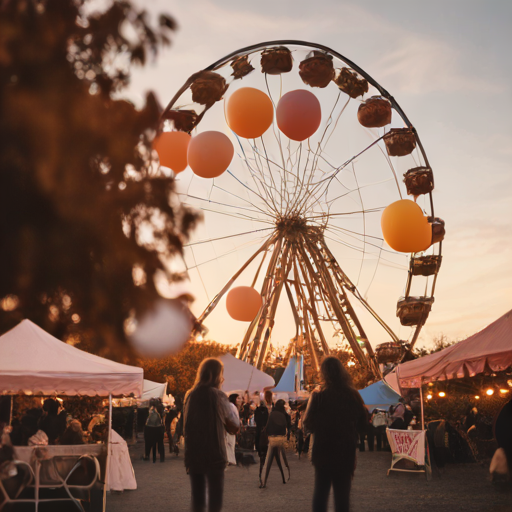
[107,430,137,491]
[14,444,105,465]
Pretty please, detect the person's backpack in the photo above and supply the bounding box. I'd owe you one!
[372,411,387,428]
[146,408,162,427]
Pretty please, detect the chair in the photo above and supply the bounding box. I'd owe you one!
[0,460,35,511]
[36,455,100,511]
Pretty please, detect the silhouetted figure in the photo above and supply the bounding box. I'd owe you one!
[184,358,240,512]
[304,357,367,512]
[259,399,290,488]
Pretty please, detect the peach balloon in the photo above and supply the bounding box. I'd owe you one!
[276,89,321,141]
[226,87,274,139]
[381,199,432,253]
[187,131,234,179]
[226,286,262,322]
[153,131,191,174]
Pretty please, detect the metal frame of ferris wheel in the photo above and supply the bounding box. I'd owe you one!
[193,218,403,379]
[164,40,442,381]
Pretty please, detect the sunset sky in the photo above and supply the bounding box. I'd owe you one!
[125,0,512,350]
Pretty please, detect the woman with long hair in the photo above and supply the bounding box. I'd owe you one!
[183,358,240,512]
[303,356,367,512]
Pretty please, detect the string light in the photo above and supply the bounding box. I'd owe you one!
[486,388,494,396]
[438,392,446,397]
[499,389,510,394]
[474,395,480,400]
[426,394,432,400]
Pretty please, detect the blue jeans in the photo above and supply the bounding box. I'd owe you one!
[312,465,352,512]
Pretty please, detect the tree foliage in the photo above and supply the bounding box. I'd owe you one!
[0,0,199,358]
[141,341,235,402]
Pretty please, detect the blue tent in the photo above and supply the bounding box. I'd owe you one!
[359,380,402,411]
[273,355,303,393]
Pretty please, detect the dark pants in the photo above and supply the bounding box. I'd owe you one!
[313,466,352,512]
[359,425,374,452]
[189,470,225,512]
[144,426,164,462]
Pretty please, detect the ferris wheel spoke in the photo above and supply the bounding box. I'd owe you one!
[184,227,275,248]
[178,193,270,218]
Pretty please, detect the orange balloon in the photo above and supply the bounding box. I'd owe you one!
[226,87,274,139]
[226,286,262,322]
[153,131,191,174]
[381,199,432,253]
[187,131,234,179]
[276,89,321,141]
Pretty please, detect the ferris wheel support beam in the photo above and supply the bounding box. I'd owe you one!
[294,255,331,356]
[255,243,293,368]
[244,239,292,367]
[296,238,369,370]
[289,264,321,374]
[195,232,278,332]
[239,235,283,361]
[320,241,400,345]
[315,239,381,377]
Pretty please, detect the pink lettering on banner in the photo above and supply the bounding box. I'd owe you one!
[392,431,419,459]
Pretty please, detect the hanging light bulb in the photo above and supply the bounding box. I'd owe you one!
[438,391,446,398]
[499,389,510,394]
[474,395,480,400]
[427,394,432,400]
[486,388,494,396]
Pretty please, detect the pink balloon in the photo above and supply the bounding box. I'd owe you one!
[188,131,234,179]
[276,90,322,141]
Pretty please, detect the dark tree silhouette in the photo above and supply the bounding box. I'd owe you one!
[0,0,199,359]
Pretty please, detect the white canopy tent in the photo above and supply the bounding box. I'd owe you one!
[0,319,143,510]
[0,319,143,397]
[141,379,167,403]
[219,353,275,394]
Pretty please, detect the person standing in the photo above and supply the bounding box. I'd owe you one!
[303,357,367,512]
[254,390,272,454]
[144,400,164,463]
[226,394,242,465]
[165,406,178,455]
[183,358,240,512]
[259,399,291,488]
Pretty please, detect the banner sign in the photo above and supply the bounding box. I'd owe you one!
[387,429,426,465]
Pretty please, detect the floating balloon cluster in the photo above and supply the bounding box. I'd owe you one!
[153,87,323,180]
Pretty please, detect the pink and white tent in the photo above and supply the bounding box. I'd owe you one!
[0,319,143,397]
[398,309,512,388]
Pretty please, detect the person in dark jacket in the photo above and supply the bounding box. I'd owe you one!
[303,357,367,512]
[259,399,290,488]
[39,399,67,445]
[184,358,240,512]
[254,390,272,455]
[144,400,164,463]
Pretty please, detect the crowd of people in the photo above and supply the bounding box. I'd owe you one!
[3,397,105,447]
[182,356,366,512]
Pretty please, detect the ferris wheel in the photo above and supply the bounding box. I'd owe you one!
[157,41,444,380]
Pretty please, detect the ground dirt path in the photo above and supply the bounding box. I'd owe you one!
[106,440,511,512]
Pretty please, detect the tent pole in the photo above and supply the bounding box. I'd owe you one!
[103,393,113,512]
[419,385,425,431]
[9,395,13,426]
